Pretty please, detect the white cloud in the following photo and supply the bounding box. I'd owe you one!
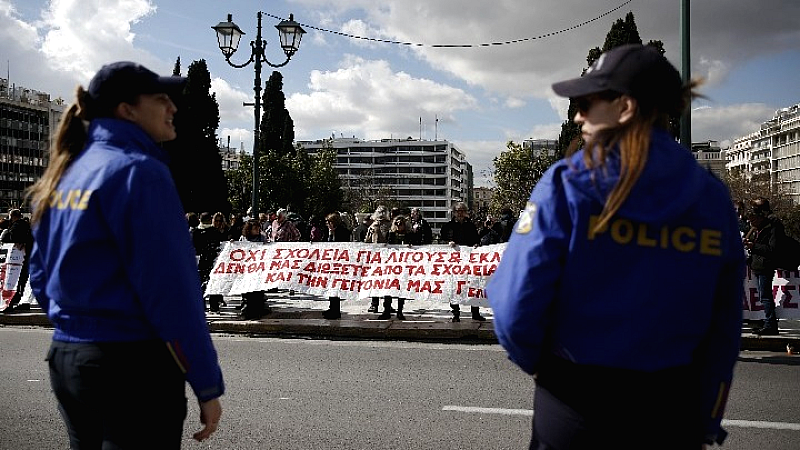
[504,97,525,109]
[295,0,800,100]
[219,128,251,152]
[40,0,157,79]
[696,57,729,87]
[211,77,255,152]
[0,2,39,49]
[286,56,477,140]
[3,0,798,191]
[0,0,172,100]
[457,139,506,188]
[692,103,777,146]
[211,77,251,123]
[524,123,563,143]
[340,19,385,49]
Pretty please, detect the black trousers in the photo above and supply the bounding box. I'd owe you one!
[47,340,187,450]
[8,260,29,307]
[530,356,702,450]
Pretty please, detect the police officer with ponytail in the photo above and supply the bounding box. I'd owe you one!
[487,44,744,449]
[27,62,224,448]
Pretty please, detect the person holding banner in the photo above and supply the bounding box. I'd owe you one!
[487,44,744,449]
[239,218,271,319]
[380,215,420,320]
[195,212,229,313]
[744,197,782,335]
[440,202,485,322]
[365,205,392,314]
[26,61,224,447]
[409,207,433,245]
[1,209,33,312]
[322,212,352,320]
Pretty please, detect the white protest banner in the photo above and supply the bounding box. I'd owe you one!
[0,243,24,310]
[206,241,800,318]
[18,279,36,307]
[743,268,800,320]
[205,241,504,307]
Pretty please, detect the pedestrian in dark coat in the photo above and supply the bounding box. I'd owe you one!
[439,202,484,321]
[1,209,33,312]
[744,197,782,334]
[322,212,351,320]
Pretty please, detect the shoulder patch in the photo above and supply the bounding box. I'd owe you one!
[515,202,536,234]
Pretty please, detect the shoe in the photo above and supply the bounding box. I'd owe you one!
[451,315,461,323]
[472,314,486,322]
[209,296,220,313]
[755,327,779,336]
[396,311,405,320]
[378,311,391,320]
[388,306,396,313]
[13,304,29,311]
[240,307,262,320]
[367,304,379,313]
[322,309,341,320]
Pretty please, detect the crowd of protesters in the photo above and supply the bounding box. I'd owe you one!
[186,204,517,321]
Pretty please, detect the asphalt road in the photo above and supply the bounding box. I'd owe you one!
[1,327,798,450]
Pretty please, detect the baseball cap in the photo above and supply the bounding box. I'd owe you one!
[552,44,682,108]
[88,61,186,109]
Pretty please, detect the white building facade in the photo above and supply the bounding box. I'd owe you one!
[298,137,473,233]
[691,140,726,178]
[0,78,64,213]
[726,103,800,203]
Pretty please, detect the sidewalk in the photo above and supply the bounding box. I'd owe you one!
[2,292,798,353]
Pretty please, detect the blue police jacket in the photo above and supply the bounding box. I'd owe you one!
[29,118,224,402]
[487,128,744,441]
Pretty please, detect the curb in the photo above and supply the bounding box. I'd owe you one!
[207,318,496,343]
[1,312,797,351]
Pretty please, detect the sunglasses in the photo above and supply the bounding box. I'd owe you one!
[573,91,621,114]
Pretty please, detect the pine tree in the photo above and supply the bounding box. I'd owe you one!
[172,56,181,76]
[164,59,230,215]
[555,12,664,157]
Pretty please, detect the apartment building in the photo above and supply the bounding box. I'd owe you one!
[0,78,64,213]
[726,103,800,203]
[217,137,244,172]
[522,138,558,157]
[473,186,493,216]
[691,140,726,178]
[298,137,473,234]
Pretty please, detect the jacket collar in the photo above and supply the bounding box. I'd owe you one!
[86,118,171,165]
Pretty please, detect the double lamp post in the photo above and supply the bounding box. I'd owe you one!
[212,12,306,217]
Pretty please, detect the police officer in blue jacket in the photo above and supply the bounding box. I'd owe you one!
[487,44,744,449]
[27,62,224,447]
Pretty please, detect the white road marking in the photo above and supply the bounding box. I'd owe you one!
[724,420,800,431]
[442,406,800,431]
[443,406,532,416]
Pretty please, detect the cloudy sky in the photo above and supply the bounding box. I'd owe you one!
[2,0,799,186]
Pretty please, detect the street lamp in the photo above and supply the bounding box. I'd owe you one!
[213,12,305,216]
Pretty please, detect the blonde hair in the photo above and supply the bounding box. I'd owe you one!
[325,212,341,227]
[27,87,94,224]
[27,84,136,224]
